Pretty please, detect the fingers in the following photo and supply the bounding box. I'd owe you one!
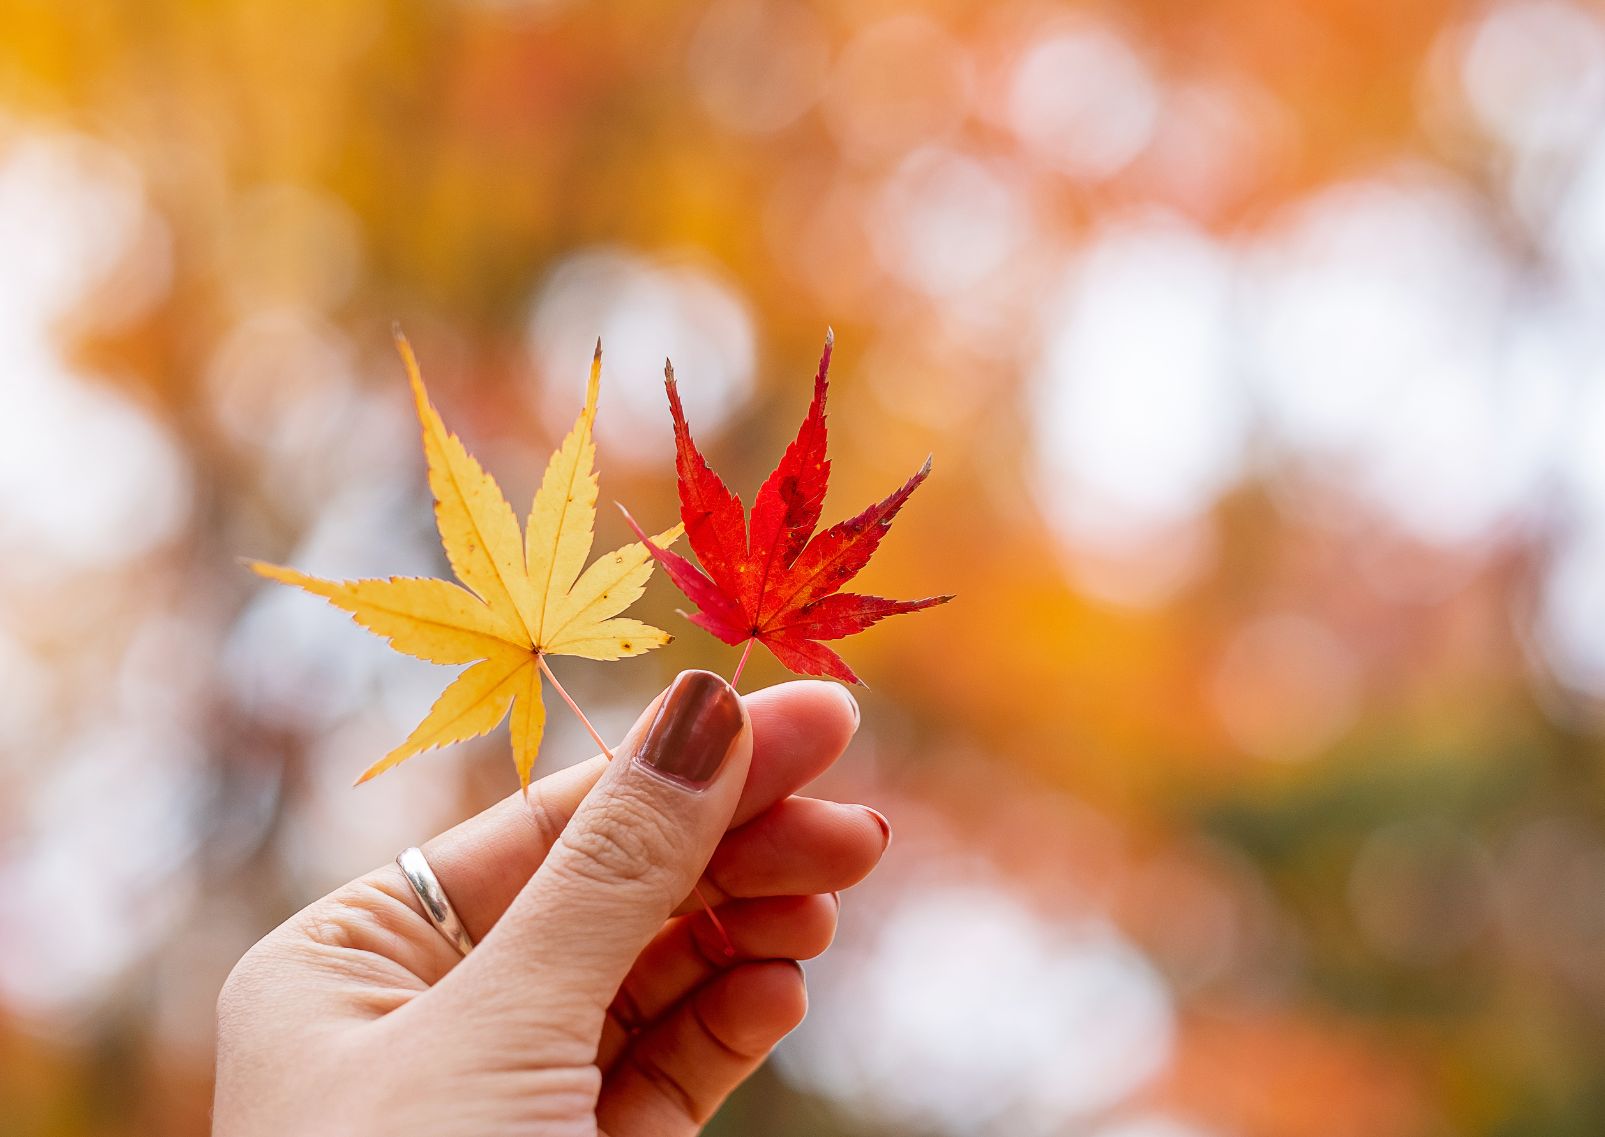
[390,679,858,943]
[733,681,857,811]
[681,796,890,913]
[597,798,888,1070]
[450,671,753,1048]
[599,893,838,1070]
[596,960,808,1136]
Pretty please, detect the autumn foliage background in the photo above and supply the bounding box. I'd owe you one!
[4,1,1605,1134]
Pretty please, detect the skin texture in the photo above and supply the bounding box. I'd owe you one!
[213,677,886,1137]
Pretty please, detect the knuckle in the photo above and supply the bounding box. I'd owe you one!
[522,777,567,849]
[628,1048,706,1123]
[556,794,682,890]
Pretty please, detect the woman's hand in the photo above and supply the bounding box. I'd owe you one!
[213,672,887,1137]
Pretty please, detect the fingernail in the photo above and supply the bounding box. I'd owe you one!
[829,890,842,912]
[863,806,892,850]
[634,670,744,790]
[840,685,860,728]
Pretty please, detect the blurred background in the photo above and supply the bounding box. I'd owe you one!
[2,0,1605,1134]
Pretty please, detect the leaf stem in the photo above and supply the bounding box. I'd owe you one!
[691,885,735,958]
[731,638,755,689]
[537,654,613,759]
[536,653,735,957]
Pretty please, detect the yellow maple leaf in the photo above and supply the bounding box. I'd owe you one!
[251,333,681,789]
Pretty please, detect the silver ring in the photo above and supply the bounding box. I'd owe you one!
[396,846,474,957]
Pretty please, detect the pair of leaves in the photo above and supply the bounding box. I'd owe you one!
[252,335,679,788]
[256,330,948,786]
[625,331,952,686]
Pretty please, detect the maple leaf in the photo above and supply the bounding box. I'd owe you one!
[624,330,951,685]
[251,333,681,789]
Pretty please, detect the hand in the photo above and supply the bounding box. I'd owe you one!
[213,672,887,1137]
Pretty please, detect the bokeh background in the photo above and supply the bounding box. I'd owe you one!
[3,0,1605,1134]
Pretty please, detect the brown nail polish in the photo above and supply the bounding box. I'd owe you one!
[634,670,744,789]
[863,806,892,850]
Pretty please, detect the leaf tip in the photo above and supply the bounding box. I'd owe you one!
[245,558,290,582]
[392,326,420,375]
[824,325,835,348]
[616,502,659,550]
[393,329,430,413]
[584,340,603,421]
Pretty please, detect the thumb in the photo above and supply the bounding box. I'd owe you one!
[452,669,751,1045]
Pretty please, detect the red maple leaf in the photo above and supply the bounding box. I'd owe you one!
[624,331,952,685]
